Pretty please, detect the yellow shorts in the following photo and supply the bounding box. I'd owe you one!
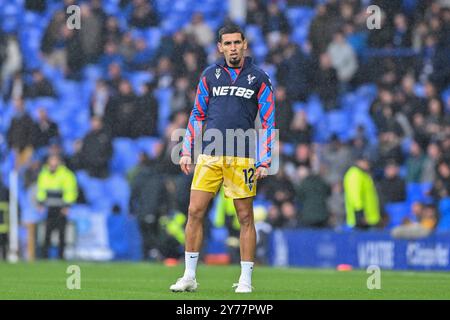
[191,154,257,199]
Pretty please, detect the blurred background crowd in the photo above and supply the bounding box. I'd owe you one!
[0,0,449,262]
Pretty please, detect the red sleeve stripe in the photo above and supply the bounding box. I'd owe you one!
[257,82,267,100]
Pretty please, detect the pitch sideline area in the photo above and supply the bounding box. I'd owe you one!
[0,262,449,300]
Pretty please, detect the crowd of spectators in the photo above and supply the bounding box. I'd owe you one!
[0,0,450,260]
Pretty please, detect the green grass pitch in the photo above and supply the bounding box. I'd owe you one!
[0,262,449,299]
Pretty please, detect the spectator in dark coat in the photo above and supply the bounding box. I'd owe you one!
[104,80,140,138]
[129,0,159,29]
[296,167,331,228]
[274,86,293,142]
[71,116,113,178]
[289,110,313,145]
[136,82,159,137]
[367,12,393,48]
[308,4,340,56]
[406,140,427,183]
[377,160,407,204]
[78,4,104,64]
[263,3,291,36]
[40,11,66,56]
[130,153,167,260]
[261,170,298,228]
[261,170,296,208]
[430,160,450,201]
[25,0,46,12]
[320,134,353,186]
[392,13,412,47]
[34,108,60,149]
[105,62,124,95]
[65,28,85,79]
[246,0,267,27]
[276,43,312,102]
[6,98,37,167]
[25,70,56,98]
[373,131,404,177]
[314,53,339,110]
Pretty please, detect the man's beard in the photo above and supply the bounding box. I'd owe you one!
[229,56,241,66]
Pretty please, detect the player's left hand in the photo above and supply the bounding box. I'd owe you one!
[255,167,269,180]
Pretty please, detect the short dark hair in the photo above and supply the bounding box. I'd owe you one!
[218,24,245,43]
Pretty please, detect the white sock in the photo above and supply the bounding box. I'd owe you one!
[183,252,199,280]
[239,261,254,285]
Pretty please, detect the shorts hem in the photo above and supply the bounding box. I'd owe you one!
[191,187,219,195]
[223,193,257,199]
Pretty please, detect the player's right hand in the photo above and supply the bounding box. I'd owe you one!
[179,156,192,175]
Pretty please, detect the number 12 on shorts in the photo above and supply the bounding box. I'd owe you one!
[243,168,255,184]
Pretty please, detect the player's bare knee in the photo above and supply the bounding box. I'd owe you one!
[238,212,253,227]
[188,206,205,223]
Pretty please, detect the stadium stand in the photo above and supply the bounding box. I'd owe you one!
[0,0,449,262]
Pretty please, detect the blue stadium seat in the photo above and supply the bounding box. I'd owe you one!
[356,84,377,100]
[305,95,324,126]
[293,102,307,112]
[73,110,90,139]
[51,106,74,126]
[41,62,64,83]
[63,139,76,156]
[406,182,433,204]
[110,138,139,174]
[83,64,104,81]
[442,87,450,112]
[155,88,173,136]
[291,24,309,46]
[173,0,191,13]
[80,175,112,211]
[193,1,216,15]
[33,97,58,112]
[252,43,268,63]
[136,136,161,159]
[103,1,120,16]
[160,17,180,35]
[403,0,418,15]
[286,7,315,28]
[145,28,162,50]
[154,0,172,15]
[76,170,90,190]
[104,175,130,214]
[128,72,153,94]
[313,118,329,143]
[385,202,411,228]
[0,104,15,134]
[414,83,425,98]
[326,110,348,136]
[245,25,264,44]
[340,92,358,113]
[282,143,295,156]
[55,80,79,98]
[437,198,450,233]
[205,16,224,32]
[352,112,377,142]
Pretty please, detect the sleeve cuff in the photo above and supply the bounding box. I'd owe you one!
[256,162,270,169]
